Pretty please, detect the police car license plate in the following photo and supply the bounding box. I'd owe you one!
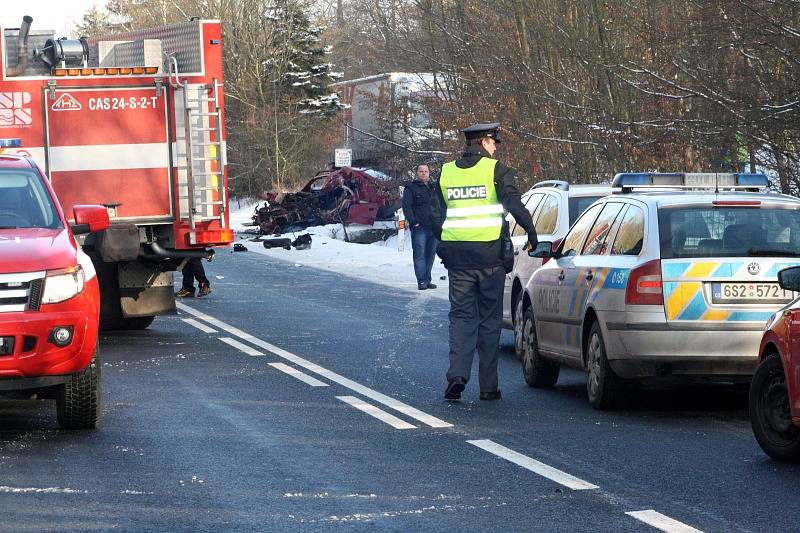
[0,336,13,355]
[712,283,795,304]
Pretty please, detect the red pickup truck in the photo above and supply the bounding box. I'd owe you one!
[0,153,109,429]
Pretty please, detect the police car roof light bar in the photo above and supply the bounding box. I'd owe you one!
[532,180,569,191]
[612,172,769,193]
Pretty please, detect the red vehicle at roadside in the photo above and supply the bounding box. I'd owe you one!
[0,16,232,331]
[0,154,109,429]
[751,266,800,460]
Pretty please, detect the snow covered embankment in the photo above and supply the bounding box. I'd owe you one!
[227,200,449,299]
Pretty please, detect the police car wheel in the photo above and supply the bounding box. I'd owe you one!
[513,297,525,361]
[521,306,559,388]
[585,321,620,410]
[749,353,800,461]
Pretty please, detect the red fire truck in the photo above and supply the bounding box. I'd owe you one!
[0,16,233,330]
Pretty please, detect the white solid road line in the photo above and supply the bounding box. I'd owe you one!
[466,439,599,491]
[625,511,703,533]
[269,363,329,387]
[177,303,453,429]
[182,318,217,334]
[336,396,417,430]
[218,337,265,356]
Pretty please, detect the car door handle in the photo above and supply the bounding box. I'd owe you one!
[558,271,566,281]
[585,271,594,281]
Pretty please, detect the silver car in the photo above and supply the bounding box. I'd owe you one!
[520,172,800,409]
[502,181,611,360]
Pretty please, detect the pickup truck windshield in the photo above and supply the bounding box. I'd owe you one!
[0,170,62,229]
[659,204,800,258]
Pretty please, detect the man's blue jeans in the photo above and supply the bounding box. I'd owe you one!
[411,226,437,285]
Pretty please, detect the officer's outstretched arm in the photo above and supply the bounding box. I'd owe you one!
[495,164,535,237]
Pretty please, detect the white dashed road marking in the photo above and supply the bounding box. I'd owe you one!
[466,439,599,490]
[177,303,453,428]
[336,396,417,430]
[625,510,703,533]
[179,303,716,529]
[218,337,265,356]
[182,318,217,333]
[269,363,329,387]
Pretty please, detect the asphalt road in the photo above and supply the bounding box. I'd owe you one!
[1,248,799,532]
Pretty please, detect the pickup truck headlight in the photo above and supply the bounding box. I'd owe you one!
[42,266,85,304]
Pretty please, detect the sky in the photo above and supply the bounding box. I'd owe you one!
[3,1,102,37]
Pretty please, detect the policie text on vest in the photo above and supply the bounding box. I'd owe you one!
[446,185,488,201]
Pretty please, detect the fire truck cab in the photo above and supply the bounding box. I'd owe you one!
[0,15,233,330]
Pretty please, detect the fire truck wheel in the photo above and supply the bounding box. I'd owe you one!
[120,316,155,330]
[56,346,101,430]
[91,256,125,331]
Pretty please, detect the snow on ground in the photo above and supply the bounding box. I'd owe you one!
[227,200,449,300]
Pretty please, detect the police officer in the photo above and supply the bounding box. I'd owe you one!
[431,123,537,400]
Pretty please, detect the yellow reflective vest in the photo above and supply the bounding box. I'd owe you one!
[439,157,504,242]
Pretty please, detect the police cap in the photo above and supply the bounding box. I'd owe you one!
[461,122,502,143]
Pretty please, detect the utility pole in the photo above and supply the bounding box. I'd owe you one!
[337,0,343,22]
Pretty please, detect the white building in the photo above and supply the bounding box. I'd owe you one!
[332,73,446,170]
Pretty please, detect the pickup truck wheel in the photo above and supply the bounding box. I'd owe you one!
[120,316,155,330]
[56,347,101,430]
[521,306,559,388]
[513,296,525,361]
[585,321,621,410]
[750,353,800,461]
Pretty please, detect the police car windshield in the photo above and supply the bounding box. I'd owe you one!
[569,196,602,225]
[0,170,62,230]
[659,205,800,259]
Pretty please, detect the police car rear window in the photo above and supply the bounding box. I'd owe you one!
[0,170,62,230]
[658,205,800,259]
[568,196,602,225]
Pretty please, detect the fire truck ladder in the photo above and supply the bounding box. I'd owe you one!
[179,79,227,243]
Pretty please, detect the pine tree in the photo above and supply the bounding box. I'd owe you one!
[74,4,114,36]
[269,0,346,116]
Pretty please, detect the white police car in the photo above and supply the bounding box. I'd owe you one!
[520,172,800,409]
[502,180,612,360]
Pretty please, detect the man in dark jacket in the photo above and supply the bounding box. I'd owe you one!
[402,163,438,290]
[432,123,537,401]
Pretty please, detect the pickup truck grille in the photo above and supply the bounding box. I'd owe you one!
[0,272,46,313]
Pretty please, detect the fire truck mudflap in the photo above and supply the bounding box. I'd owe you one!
[1,16,233,331]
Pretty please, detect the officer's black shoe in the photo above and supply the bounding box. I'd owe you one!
[418,283,428,290]
[444,377,466,400]
[426,282,437,289]
[479,390,502,401]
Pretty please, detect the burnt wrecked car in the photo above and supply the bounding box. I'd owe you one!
[252,167,401,235]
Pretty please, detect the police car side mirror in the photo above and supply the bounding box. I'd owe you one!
[529,241,554,258]
[778,266,800,293]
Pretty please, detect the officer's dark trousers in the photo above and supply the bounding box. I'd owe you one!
[181,257,210,293]
[446,266,505,393]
